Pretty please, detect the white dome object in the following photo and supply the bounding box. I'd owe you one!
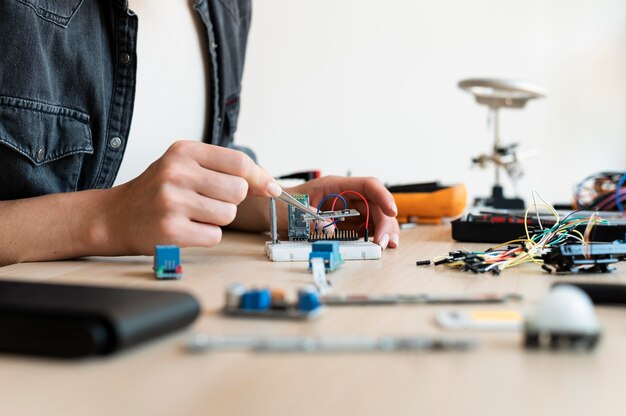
[533,285,600,334]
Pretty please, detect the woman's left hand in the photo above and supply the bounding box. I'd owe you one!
[283,175,400,249]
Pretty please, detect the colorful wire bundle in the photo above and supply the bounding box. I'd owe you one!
[330,191,370,230]
[316,194,347,230]
[573,172,626,213]
[313,191,371,238]
[434,202,608,275]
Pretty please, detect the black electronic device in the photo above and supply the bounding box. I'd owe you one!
[552,282,626,305]
[0,280,200,358]
[541,241,626,273]
[452,210,626,243]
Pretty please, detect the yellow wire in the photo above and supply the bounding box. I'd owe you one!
[443,202,607,273]
[571,229,585,243]
[492,238,527,249]
[523,203,559,241]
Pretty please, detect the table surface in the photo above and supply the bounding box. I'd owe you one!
[1,225,625,416]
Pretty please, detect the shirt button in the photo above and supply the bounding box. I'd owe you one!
[120,52,131,65]
[211,42,218,50]
[217,117,222,124]
[109,137,123,149]
[36,147,45,162]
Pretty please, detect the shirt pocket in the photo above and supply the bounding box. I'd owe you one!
[10,0,85,28]
[0,95,93,200]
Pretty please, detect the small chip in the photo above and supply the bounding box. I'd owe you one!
[288,194,310,241]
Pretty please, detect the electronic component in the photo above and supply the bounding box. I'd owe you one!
[434,240,626,275]
[308,229,359,242]
[433,250,507,275]
[186,333,477,353]
[309,241,344,272]
[266,240,381,261]
[315,191,369,242]
[541,239,626,273]
[298,287,322,312]
[153,245,183,279]
[310,258,332,294]
[415,260,431,266]
[321,293,522,306]
[287,194,310,241]
[452,210,626,243]
[0,280,200,358]
[279,190,326,221]
[552,282,626,305]
[301,208,360,221]
[525,285,601,350]
[222,284,325,320]
[267,190,381,261]
[440,201,626,275]
[436,309,524,331]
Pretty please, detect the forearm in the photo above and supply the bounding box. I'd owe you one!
[0,189,115,266]
[0,143,287,266]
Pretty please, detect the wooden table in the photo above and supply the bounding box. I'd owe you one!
[1,225,625,416]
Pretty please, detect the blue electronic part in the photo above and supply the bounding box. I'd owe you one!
[309,241,344,272]
[241,289,272,311]
[223,284,324,320]
[154,245,183,279]
[298,288,321,312]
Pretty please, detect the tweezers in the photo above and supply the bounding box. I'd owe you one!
[277,190,326,221]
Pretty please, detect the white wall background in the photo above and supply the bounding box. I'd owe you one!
[236,0,626,205]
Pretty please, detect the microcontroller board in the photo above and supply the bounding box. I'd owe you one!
[287,194,310,241]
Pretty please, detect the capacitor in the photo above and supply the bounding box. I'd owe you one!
[298,286,321,312]
[241,288,272,311]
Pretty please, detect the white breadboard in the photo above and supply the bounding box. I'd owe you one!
[265,240,382,262]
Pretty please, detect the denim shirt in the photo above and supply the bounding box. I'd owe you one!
[0,0,251,200]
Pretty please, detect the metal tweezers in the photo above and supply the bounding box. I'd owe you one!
[277,190,326,221]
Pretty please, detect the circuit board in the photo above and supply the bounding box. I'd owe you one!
[265,240,382,261]
[269,191,381,262]
[222,306,325,320]
[287,194,310,241]
[301,209,360,221]
[308,229,360,242]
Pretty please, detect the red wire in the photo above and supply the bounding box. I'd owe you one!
[330,190,370,229]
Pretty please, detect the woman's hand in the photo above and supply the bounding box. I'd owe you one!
[105,141,282,254]
[283,176,400,249]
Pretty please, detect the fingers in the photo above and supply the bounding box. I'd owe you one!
[183,220,223,248]
[165,141,281,198]
[293,177,401,249]
[183,191,239,226]
[190,168,250,204]
[319,176,400,249]
[321,176,398,217]
[164,217,223,248]
[311,203,400,249]
[152,177,241,228]
[370,205,400,249]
